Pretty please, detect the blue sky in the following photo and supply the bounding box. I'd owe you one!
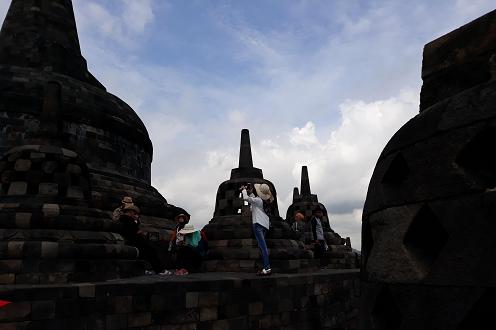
[1,0,494,250]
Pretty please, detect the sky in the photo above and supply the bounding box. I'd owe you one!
[1,0,494,250]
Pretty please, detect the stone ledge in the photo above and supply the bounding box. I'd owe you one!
[0,269,359,329]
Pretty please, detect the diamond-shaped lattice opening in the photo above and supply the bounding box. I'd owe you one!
[456,127,496,188]
[403,205,448,270]
[371,286,402,330]
[457,289,496,330]
[382,153,410,184]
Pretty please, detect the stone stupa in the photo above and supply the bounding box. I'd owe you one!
[203,129,315,273]
[0,0,183,283]
[360,9,496,329]
[286,166,358,269]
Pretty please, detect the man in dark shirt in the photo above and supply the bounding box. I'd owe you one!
[311,206,329,258]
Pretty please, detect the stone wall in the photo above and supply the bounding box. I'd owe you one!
[0,270,359,329]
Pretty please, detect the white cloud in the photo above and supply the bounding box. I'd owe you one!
[290,122,319,147]
[74,0,155,48]
[122,0,154,33]
[454,0,495,21]
[151,90,418,251]
[228,110,247,124]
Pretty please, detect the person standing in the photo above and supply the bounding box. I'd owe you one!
[240,183,274,276]
[311,206,329,258]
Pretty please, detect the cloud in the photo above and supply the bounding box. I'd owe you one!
[290,122,319,147]
[150,89,418,251]
[74,0,155,48]
[454,0,495,21]
[0,1,9,26]
[1,1,494,253]
[122,0,154,33]
[64,1,489,252]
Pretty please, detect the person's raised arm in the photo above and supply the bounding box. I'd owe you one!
[241,188,263,207]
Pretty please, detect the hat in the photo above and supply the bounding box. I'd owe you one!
[175,213,190,222]
[254,183,274,203]
[123,204,140,214]
[122,196,133,204]
[178,223,197,235]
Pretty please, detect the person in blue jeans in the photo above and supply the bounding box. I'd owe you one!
[240,183,274,276]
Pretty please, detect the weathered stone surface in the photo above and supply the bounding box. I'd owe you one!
[14,159,31,172]
[361,9,496,329]
[7,182,27,195]
[0,0,190,283]
[0,271,359,328]
[420,9,496,111]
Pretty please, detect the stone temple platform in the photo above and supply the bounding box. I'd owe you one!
[0,269,359,330]
[0,1,360,329]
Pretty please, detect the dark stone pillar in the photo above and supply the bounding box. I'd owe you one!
[300,166,311,195]
[239,128,254,168]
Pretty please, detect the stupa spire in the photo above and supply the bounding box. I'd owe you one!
[300,166,311,195]
[0,0,103,88]
[230,129,263,179]
[239,129,254,168]
[293,187,300,203]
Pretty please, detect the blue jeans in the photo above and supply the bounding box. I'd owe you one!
[253,223,270,269]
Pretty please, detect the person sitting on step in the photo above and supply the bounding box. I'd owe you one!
[112,196,134,222]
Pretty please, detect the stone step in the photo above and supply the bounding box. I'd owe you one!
[0,241,138,260]
[204,258,318,274]
[0,259,148,284]
[207,247,313,260]
[208,238,304,249]
[204,227,294,240]
[0,229,124,244]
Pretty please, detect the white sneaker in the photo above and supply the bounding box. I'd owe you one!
[257,268,272,276]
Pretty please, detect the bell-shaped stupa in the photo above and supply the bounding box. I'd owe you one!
[286,166,358,269]
[360,9,496,329]
[203,129,314,273]
[0,0,182,283]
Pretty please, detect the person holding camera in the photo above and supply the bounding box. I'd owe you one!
[240,183,274,276]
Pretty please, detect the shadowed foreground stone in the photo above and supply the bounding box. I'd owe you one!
[0,270,359,329]
[361,9,496,330]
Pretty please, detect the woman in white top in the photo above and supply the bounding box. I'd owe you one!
[240,183,274,276]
